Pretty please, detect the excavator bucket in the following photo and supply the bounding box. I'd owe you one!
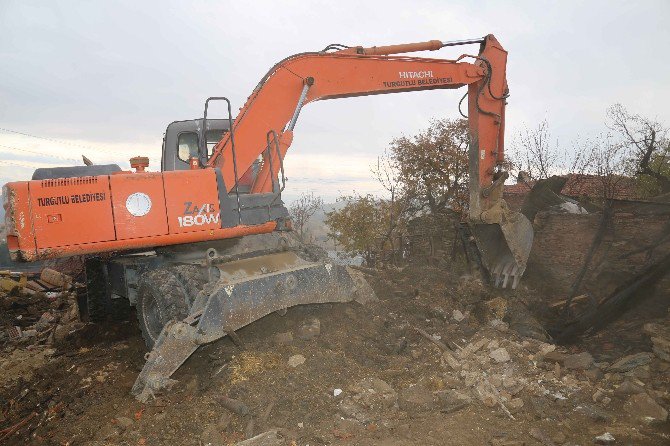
[132,250,376,402]
[471,211,534,289]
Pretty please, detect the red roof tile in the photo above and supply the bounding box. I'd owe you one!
[504,174,641,201]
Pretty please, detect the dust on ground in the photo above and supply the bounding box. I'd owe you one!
[1,263,669,445]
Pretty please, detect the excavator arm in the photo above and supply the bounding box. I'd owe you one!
[207,34,531,287]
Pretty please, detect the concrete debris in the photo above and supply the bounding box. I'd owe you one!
[434,389,472,413]
[614,380,645,397]
[489,347,511,363]
[459,337,488,359]
[594,432,616,445]
[234,429,286,445]
[624,393,668,422]
[287,354,306,368]
[351,377,397,409]
[529,427,556,446]
[441,351,461,370]
[489,319,509,331]
[643,322,670,362]
[542,350,566,363]
[452,309,465,322]
[608,352,653,372]
[563,352,594,370]
[398,384,434,412]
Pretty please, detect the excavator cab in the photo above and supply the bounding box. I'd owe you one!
[161,119,229,172]
[161,118,263,193]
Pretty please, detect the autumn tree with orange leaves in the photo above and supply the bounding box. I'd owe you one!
[326,118,470,265]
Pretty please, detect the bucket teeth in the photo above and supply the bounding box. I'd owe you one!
[471,211,533,289]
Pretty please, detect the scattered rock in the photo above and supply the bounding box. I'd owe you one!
[459,338,488,359]
[643,322,670,362]
[235,429,286,445]
[434,389,472,414]
[508,398,524,410]
[338,398,370,423]
[582,367,604,382]
[441,351,461,370]
[614,380,645,397]
[273,331,293,345]
[542,350,566,363]
[34,311,55,332]
[114,416,134,430]
[339,377,398,422]
[398,384,434,413]
[529,427,556,446]
[287,354,306,368]
[624,393,668,421]
[452,309,465,322]
[594,432,616,445]
[575,404,613,423]
[592,389,606,403]
[489,347,511,363]
[563,352,594,370]
[490,319,509,331]
[296,318,321,340]
[608,352,653,372]
[537,343,556,356]
[354,377,397,408]
[475,383,497,408]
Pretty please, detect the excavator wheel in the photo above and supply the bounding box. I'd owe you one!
[136,268,195,349]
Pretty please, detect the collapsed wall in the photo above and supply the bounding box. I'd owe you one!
[525,200,670,300]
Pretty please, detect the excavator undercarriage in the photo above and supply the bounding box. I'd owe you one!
[85,233,375,401]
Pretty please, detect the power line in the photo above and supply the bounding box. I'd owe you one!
[0,126,117,155]
[0,160,45,169]
[0,143,78,163]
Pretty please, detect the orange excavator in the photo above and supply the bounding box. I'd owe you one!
[2,35,532,400]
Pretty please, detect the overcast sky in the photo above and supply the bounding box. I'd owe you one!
[1,0,669,203]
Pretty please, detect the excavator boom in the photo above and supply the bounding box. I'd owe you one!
[205,34,530,286]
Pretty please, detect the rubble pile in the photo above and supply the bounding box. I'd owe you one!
[644,312,670,362]
[0,268,82,347]
[0,263,667,445]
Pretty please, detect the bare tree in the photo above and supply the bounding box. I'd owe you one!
[289,192,324,243]
[608,104,670,195]
[587,136,629,203]
[510,119,560,181]
[370,150,414,257]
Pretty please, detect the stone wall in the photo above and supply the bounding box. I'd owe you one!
[525,204,670,299]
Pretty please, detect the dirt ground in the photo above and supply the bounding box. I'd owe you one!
[1,264,669,445]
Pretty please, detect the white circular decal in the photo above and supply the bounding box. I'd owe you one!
[126,192,152,217]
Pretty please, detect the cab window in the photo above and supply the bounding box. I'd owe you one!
[177,132,199,162]
[206,129,226,156]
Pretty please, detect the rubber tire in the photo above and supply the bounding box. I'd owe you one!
[136,268,191,349]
